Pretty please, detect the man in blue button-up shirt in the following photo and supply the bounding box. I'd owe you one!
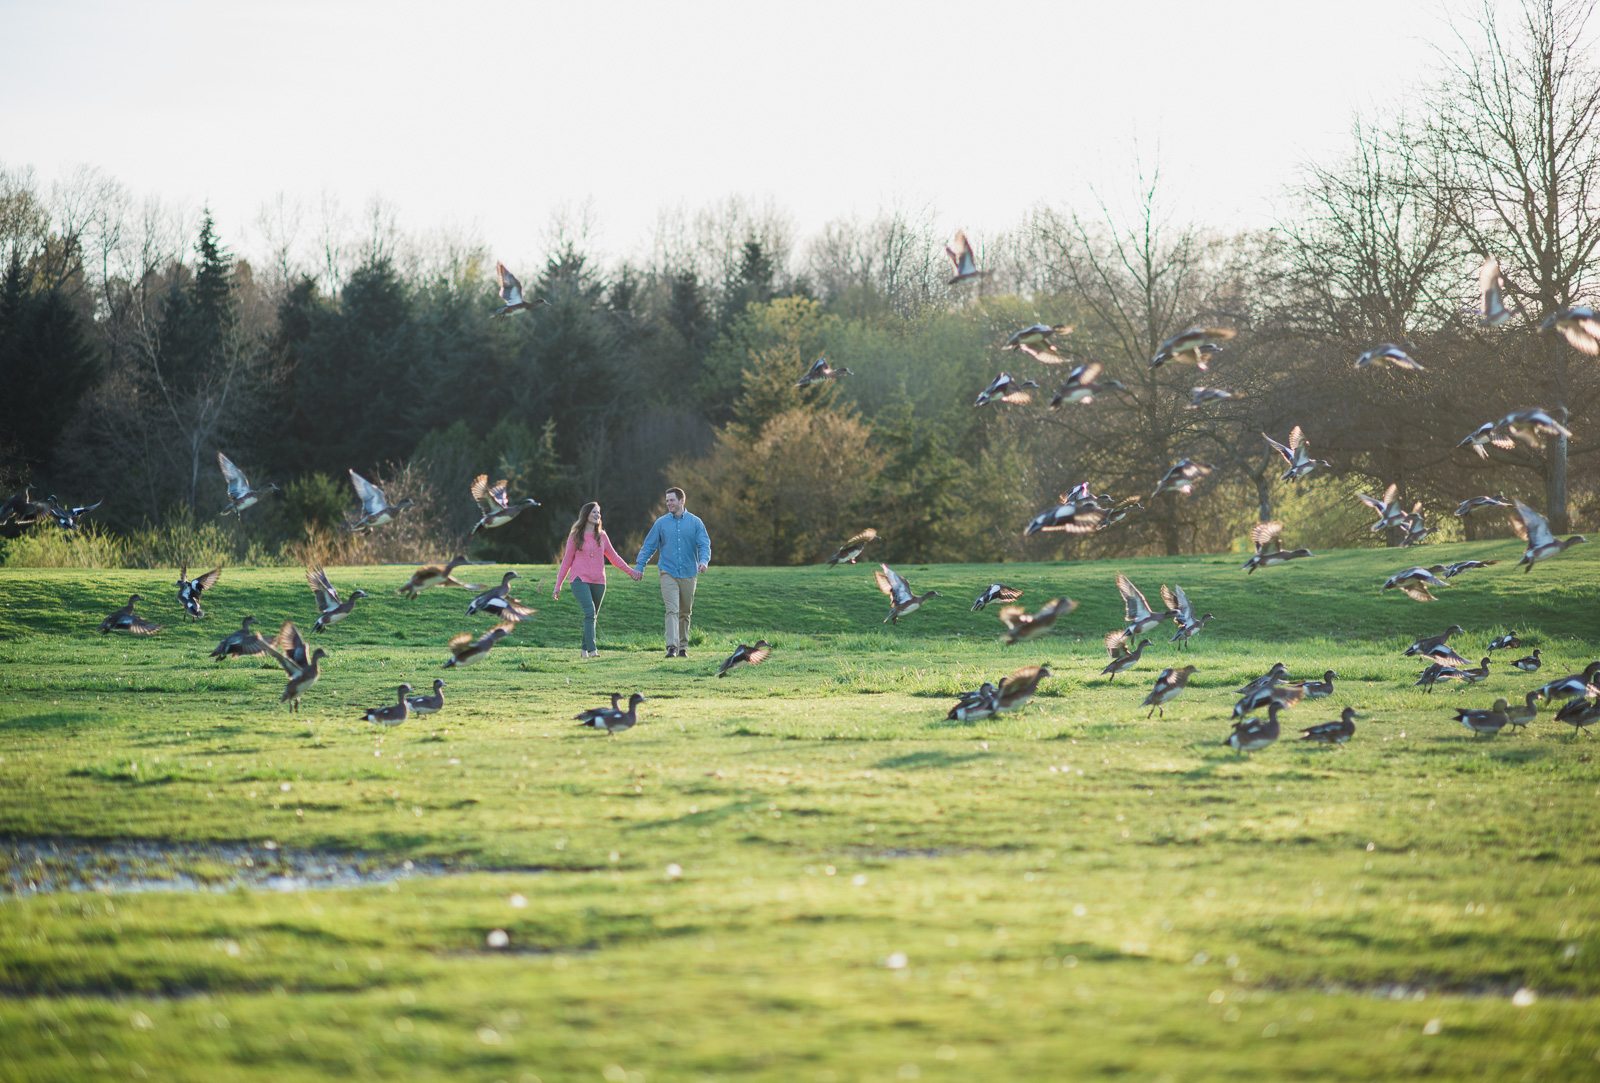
[634,486,712,658]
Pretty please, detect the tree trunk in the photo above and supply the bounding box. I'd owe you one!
[1547,433,1569,533]
[1252,472,1272,523]
[1160,491,1180,556]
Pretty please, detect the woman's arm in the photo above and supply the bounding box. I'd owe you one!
[553,535,578,595]
[601,532,642,580]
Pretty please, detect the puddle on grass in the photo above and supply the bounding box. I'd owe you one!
[1,838,470,896]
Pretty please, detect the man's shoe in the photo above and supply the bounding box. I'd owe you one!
[677,648,688,659]
[666,646,677,658]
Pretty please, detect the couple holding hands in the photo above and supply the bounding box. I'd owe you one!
[551,487,711,659]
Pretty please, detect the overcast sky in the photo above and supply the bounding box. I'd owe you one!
[1,0,1455,269]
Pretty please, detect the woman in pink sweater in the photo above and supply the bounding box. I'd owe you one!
[553,502,641,657]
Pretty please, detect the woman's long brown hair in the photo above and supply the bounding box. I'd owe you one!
[566,502,602,547]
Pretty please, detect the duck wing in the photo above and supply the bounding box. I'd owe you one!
[471,475,511,511]
[306,565,338,609]
[497,261,524,305]
[1117,573,1153,622]
[1105,629,1131,659]
[217,451,251,498]
[349,470,387,516]
[1511,501,1554,547]
[1250,520,1285,555]
[1161,584,1194,623]
[875,564,914,606]
[1262,432,1294,466]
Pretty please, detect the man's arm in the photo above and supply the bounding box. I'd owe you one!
[634,518,662,575]
[695,517,711,574]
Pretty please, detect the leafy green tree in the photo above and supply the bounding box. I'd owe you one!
[0,250,102,480]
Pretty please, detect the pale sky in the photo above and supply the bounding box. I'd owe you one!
[1,0,1454,271]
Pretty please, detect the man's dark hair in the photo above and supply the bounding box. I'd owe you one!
[666,487,686,502]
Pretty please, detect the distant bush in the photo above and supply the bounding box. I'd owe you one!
[2,505,290,569]
[0,524,128,568]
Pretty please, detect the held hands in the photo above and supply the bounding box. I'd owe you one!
[630,569,643,581]
[697,562,708,574]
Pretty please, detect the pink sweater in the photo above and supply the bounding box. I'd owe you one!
[555,530,633,591]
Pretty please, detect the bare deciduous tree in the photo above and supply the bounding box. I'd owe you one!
[1421,0,1600,529]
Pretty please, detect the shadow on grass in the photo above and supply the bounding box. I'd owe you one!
[871,751,990,771]
[0,711,111,732]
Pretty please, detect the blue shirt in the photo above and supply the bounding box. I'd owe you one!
[635,511,711,578]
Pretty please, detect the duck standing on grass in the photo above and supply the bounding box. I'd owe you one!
[406,679,447,717]
[717,641,772,677]
[555,502,642,658]
[1225,702,1282,754]
[1554,696,1600,737]
[1142,666,1197,719]
[576,694,623,726]
[1298,708,1360,746]
[1455,699,1512,738]
[98,595,163,635]
[176,564,222,620]
[577,693,647,736]
[1511,650,1542,673]
[1504,691,1541,731]
[444,623,515,668]
[361,685,413,727]
[875,564,941,624]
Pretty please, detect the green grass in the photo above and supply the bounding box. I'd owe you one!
[2,541,1599,1081]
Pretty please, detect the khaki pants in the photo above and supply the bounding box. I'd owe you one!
[659,572,697,650]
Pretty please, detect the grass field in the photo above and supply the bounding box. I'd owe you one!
[2,540,1599,1082]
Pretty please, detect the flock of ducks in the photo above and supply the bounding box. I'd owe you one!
[18,245,1600,746]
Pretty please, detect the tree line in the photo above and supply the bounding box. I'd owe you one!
[2,0,1595,567]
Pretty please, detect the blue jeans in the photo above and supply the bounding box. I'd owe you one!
[571,579,606,653]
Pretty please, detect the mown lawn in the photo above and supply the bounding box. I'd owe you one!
[1,541,1598,1081]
